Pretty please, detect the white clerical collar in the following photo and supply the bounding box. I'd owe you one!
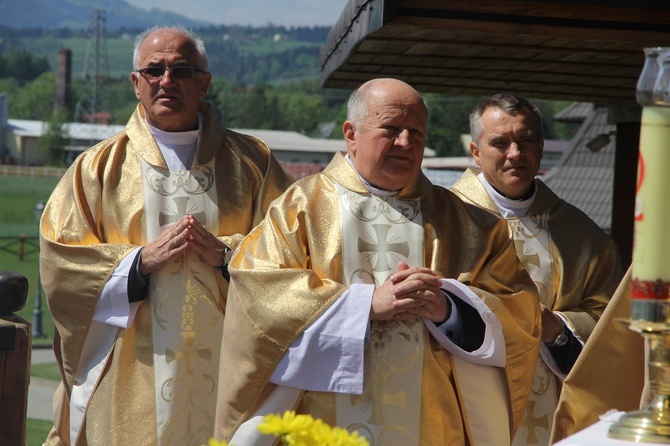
[145,113,202,170]
[344,154,399,198]
[477,172,537,218]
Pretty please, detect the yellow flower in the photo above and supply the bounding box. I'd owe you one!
[258,411,370,446]
[204,439,228,446]
[259,411,312,435]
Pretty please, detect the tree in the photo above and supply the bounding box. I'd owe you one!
[38,110,69,166]
[0,48,50,82]
[8,72,56,120]
[425,94,476,157]
[279,91,324,134]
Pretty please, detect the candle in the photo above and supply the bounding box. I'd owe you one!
[631,48,670,323]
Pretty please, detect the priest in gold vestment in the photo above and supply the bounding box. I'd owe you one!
[39,27,293,446]
[550,266,648,442]
[215,78,541,445]
[450,93,623,446]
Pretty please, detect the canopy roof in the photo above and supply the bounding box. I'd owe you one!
[320,0,670,104]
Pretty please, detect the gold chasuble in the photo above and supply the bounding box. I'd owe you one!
[451,168,623,446]
[550,267,647,442]
[40,102,293,446]
[216,153,541,445]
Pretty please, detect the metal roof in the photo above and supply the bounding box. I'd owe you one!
[5,119,436,157]
[554,102,594,123]
[7,119,125,140]
[543,106,617,232]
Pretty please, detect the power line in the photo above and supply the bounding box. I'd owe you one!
[74,9,110,126]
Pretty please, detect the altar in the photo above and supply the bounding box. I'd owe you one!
[555,411,669,446]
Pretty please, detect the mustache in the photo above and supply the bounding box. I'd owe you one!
[154,88,178,98]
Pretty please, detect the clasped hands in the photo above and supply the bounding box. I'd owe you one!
[139,215,225,276]
[370,262,450,323]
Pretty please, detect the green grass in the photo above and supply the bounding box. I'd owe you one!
[0,176,60,236]
[25,362,59,445]
[0,173,61,443]
[30,361,61,381]
[26,418,52,446]
[1,174,61,347]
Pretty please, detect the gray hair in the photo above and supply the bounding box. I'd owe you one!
[346,79,429,125]
[132,25,208,71]
[469,92,543,144]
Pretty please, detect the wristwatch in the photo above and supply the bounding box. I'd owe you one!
[547,324,569,347]
[222,245,234,266]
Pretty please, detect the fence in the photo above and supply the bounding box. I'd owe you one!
[0,162,327,180]
[0,236,38,262]
[0,165,67,178]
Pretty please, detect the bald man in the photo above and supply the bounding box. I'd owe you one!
[40,26,293,445]
[215,78,541,446]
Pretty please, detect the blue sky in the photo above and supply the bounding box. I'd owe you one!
[123,0,351,27]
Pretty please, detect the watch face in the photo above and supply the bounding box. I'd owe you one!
[223,246,234,264]
[554,332,568,346]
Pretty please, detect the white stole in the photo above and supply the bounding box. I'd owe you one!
[141,157,223,446]
[335,184,424,446]
[509,214,558,446]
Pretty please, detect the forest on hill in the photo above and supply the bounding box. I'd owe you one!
[0,24,576,162]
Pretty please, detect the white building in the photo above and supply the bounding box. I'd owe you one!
[1,116,436,179]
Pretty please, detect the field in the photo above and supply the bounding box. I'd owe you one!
[20,34,323,80]
[0,174,60,347]
[0,174,61,444]
[21,36,136,79]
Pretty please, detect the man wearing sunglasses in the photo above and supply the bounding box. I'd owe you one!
[39,25,293,446]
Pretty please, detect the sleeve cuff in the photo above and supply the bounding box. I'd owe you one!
[127,248,149,303]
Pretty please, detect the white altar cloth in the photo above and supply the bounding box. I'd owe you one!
[554,411,670,445]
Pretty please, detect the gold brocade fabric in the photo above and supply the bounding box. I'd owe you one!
[550,267,646,443]
[215,153,542,443]
[451,168,624,445]
[40,102,294,446]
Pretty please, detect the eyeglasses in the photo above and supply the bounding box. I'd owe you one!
[136,66,208,80]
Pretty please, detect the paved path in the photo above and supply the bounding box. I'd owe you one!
[28,347,59,421]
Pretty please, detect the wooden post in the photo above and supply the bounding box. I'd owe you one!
[19,235,25,261]
[609,105,642,270]
[0,271,31,446]
[611,122,639,268]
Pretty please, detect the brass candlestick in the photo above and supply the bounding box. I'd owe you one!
[608,319,670,442]
[608,47,670,443]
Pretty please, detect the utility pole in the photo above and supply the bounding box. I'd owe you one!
[74,9,109,126]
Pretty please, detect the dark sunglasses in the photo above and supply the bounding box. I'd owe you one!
[136,66,208,80]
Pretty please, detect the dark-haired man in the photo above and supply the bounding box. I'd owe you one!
[451,92,623,446]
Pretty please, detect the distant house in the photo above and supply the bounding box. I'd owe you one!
[1,101,620,237]
[3,119,125,166]
[0,118,349,168]
[0,116,437,179]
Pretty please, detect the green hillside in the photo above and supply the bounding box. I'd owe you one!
[0,0,208,30]
[5,26,329,82]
